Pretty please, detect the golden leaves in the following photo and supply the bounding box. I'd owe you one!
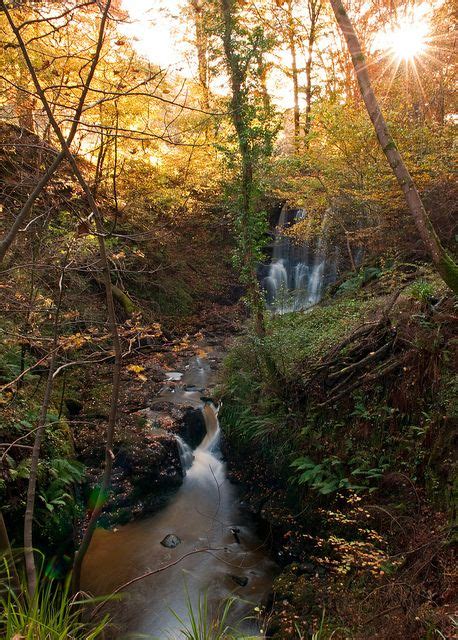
[59,332,89,351]
[126,364,147,382]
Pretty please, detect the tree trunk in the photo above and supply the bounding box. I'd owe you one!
[24,349,58,596]
[190,0,210,109]
[304,0,321,137]
[286,0,301,149]
[220,0,266,336]
[329,0,458,293]
[23,249,67,596]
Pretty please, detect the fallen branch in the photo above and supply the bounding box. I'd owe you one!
[328,341,392,380]
[89,547,225,618]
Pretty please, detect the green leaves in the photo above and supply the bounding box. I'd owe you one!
[37,458,85,524]
[291,455,353,495]
[291,452,392,495]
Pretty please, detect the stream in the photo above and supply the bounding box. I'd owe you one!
[81,347,277,638]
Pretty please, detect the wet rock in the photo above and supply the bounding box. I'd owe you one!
[184,384,204,392]
[230,527,241,544]
[230,574,248,587]
[161,533,182,548]
[179,406,207,448]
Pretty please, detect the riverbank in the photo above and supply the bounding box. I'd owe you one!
[219,264,457,639]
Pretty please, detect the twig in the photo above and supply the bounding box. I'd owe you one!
[89,547,224,618]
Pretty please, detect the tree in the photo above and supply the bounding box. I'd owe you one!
[0,0,112,263]
[189,0,210,109]
[284,0,301,147]
[0,0,124,595]
[304,0,322,137]
[219,0,275,336]
[328,0,458,293]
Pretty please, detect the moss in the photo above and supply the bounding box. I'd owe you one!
[438,251,458,295]
[140,281,194,316]
[260,292,378,374]
[383,140,397,152]
[111,283,136,316]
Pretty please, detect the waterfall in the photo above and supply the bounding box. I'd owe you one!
[176,435,194,472]
[198,401,220,452]
[262,206,331,313]
[176,401,220,476]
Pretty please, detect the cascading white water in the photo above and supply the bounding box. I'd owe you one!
[175,435,194,472]
[263,206,332,313]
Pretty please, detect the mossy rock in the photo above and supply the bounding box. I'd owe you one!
[64,397,83,416]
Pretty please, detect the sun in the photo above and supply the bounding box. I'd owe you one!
[386,20,429,61]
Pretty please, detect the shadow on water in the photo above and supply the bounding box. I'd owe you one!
[81,348,277,639]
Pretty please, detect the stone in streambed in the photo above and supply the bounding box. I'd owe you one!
[160,533,182,548]
[230,574,248,587]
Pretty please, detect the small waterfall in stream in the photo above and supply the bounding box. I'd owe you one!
[176,402,221,477]
[262,206,337,313]
[82,351,277,638]
[176,435,194,472]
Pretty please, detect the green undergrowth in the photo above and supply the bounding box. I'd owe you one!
[0,563,109,640]
[0,316,85,555]
[221,266,455,504]
[220,265,456,638]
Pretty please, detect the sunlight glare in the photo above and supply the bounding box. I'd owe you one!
[386,20,428,61]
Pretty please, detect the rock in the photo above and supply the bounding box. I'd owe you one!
[230,574,248,587]
[160,533,182,548]
[184,384,204,392]
[230,527,241,544]
[179,407,207,448]
[65,397,83,416]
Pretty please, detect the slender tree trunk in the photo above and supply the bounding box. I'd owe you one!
[0,1,111,263]
[190,0,210,109]
[304,37,313,136]
[220,0,266,336]
[256,50,271,114]
[304,0,321,137]
[329,0,458,293]
[286,0,301,150]
[23,245,69,596]
[2,0,123,594]
[23,330,60,596]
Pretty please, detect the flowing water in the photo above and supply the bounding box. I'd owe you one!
[81,348,277,638]
[263,207,338,313]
